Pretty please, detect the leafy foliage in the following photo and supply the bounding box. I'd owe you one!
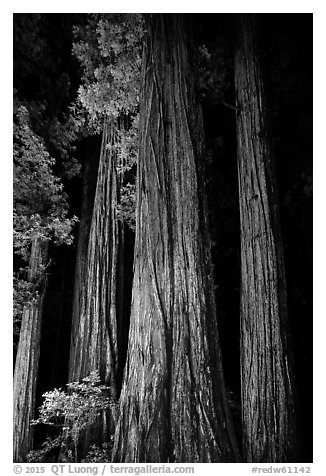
[72,14,142,229]
[14,103,78,252]
[29,371,114,462]
[14,105,63,217]
[73,14,143,124]
[14,13,84,176]
[115,114,139,175]
[115,183,136,231]
[13,102,78,326]
[82,442,113,463]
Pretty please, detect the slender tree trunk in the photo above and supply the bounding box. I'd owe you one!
[234,14,296,463]
[68,140,100,383]
[13,237,49,462]
[67,121,124,456]
[113,14,240,463]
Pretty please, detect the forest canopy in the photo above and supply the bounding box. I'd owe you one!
[13,13,312,464]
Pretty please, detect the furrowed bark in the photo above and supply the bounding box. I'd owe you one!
[67,121,124,456]
[68,139,100,385]
[13,237,49,462]
[113,14,240,463]
[235,14,296,463]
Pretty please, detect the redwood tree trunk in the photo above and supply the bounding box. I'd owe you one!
[68,139,100,383]
[13,237,49,462]
[68,121,124,455]
[234,14,296,463]
[113,14,240,463]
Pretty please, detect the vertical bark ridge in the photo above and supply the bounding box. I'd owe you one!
[68,120,124,454]
[113,14,240,463]
[69,140,100,384]
[13,237,49,462]
[235,14,296,463]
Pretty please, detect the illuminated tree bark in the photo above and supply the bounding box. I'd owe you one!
[68,122,124,455]
[68,140,100,384]
[13,237,49,462]
[113,14,240,463]
[235,13,296,463]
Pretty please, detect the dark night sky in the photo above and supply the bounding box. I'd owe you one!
[11,11,313,462]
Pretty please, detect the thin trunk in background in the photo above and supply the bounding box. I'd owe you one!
[113,14,240,463]
[235,13,296,463]
[13,237,49,462]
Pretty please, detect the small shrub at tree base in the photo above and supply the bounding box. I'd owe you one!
[28,371,115,463]
[82,441,114,463]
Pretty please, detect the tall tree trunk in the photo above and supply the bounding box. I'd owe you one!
[13,237,49,462]
[234,14,296,463]
[113,14,240,463]
[67,121,124,456]
[68,139,100,383]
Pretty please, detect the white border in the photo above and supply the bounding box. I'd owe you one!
[2,3,322,473]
